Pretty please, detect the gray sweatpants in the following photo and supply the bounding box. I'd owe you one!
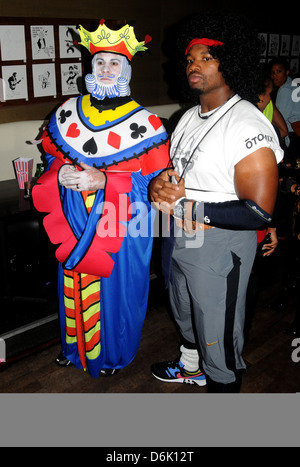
[169,227,257,384]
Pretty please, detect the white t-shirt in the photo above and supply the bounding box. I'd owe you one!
[170,94,284,203]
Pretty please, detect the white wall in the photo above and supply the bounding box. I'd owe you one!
[0,120,46,182]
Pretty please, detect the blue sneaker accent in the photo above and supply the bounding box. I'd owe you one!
[151,358,206,387]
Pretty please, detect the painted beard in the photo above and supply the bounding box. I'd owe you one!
[85,54,132,100]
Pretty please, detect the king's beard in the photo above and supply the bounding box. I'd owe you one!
[92,81,120,99]
[85,75,131,100]
[85,54,132,100]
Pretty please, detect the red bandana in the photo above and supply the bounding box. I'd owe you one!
[185,38,224,56]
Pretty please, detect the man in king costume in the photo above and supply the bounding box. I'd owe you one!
[32,20,170,378]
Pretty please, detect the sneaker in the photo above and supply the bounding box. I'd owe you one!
[54,351,73,367]
[99,369,119,377]
[151,358,206,387]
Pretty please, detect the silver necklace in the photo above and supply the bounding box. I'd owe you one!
[198,93,236,119]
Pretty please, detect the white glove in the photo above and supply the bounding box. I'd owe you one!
[59,162,106,191]
[58,164,78,185]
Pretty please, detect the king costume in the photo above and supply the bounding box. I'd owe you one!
[32,20,170,378]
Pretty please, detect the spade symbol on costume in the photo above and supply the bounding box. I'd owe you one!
[130,123,147,139]
[83,137,98,155]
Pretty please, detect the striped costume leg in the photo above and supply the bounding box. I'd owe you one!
[64,271,101,371]
[62,190,101,372]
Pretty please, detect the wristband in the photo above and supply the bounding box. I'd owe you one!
[191,201,209,223]
[193,198,272,230]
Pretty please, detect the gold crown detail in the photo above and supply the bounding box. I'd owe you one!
[77,19,152,61]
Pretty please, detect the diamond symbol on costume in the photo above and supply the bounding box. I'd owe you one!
[59,109,72,124]
[66,123,81,138]
[148,114,162,131]
[108,131,121,149]
[130,123,147,139]
[83,137,98,155]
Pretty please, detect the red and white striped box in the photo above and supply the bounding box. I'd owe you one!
[13,157,34,189]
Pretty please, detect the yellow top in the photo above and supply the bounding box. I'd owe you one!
[263,100,274,123]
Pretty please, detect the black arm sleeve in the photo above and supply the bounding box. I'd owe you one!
[194,198,273,230]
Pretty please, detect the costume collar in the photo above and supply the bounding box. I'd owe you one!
[90,95,132,111]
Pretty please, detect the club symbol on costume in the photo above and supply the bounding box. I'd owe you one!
[83,137,98,155]
[59,109,72,124]
[130,123,147,139]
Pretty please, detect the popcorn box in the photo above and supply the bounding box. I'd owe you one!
[13,157,34,189]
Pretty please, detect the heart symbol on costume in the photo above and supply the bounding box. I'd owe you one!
[83,137,98,155]
[66,123,80,138]
[148,114,162,131]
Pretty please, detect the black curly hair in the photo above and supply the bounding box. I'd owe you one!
[268,56,291,72]
[174,10,264,105]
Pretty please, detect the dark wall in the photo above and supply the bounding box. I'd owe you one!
[0,0,298,123]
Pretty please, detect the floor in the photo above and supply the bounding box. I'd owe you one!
[0,238,299,394]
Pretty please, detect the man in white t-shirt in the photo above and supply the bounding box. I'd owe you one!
[149,11,283,392]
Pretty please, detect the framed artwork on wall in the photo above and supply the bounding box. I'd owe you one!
[259,32,300,75]
[0,17,87,106]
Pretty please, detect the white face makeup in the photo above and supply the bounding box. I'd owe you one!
[94,53,123,86]
[86,51,132,100]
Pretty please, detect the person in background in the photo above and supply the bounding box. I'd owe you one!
[270,57,300,167]
[149,11,283,393]
[259,69,299,323]
[32,20,170,378]
[256,71,287,255]
[257,71,288,142]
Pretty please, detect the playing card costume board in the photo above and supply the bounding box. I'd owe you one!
[32,20,170,377]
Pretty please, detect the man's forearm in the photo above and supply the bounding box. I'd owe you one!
[177,198,274,230]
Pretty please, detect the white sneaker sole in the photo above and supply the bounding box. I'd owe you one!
[152,372,207,387]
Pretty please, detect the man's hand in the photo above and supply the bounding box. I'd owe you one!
[149,169,186,213]
[262,227,279,257]
[59,162,106,191]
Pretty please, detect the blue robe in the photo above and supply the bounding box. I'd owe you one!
[33,95,170,377]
